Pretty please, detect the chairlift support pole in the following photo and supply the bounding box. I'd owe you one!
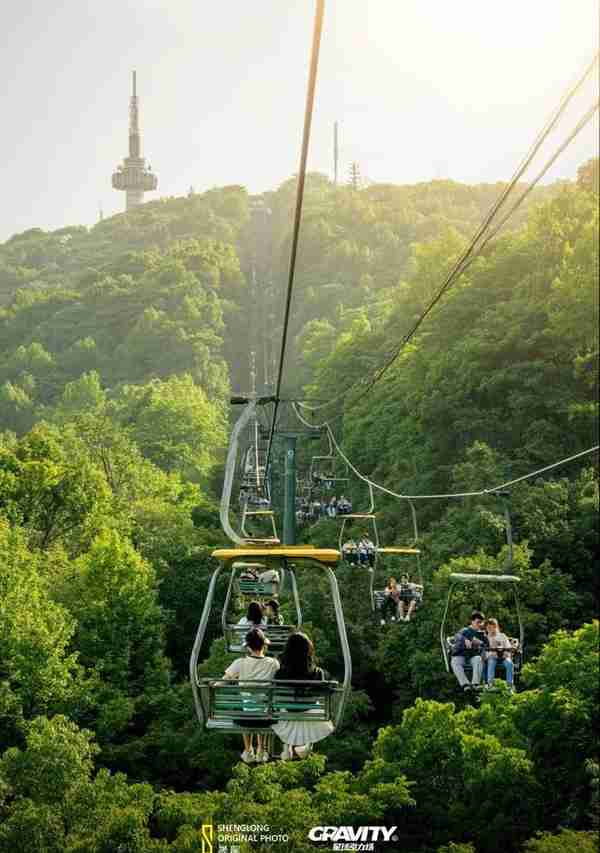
[281,433,297,545]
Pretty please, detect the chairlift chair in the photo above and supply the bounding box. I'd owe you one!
[338,483,379,568]
[240,501,279,545]
[309,431,349,487]
[221,560,301,655]
[371,500,423,620]
[190,547,352,737]
[440,573,524,683]
[440,493,524,684]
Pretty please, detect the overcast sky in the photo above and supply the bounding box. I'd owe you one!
[0,0,597,241]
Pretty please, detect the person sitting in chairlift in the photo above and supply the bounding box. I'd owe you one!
[265,598,284,626]
[358,533,376,567]
[258,566,280,595]
[272,632,334,760]
[223,627,279,764]
[338,495,352,515]
[484,617,515,691]
[237,601,266,628]
[450,610,488,692]
[398,573,418,622]
[342,538,358,564]
[381,576,401,625]
[239,565,259,581]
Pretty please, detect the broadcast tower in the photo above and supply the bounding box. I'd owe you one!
[112,71,158,211]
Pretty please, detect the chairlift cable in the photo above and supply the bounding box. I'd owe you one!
[361,69,599,395]
[324,422,598,501]
[264,0,326,477]
[472,99,599,254]
[294,51,599,416]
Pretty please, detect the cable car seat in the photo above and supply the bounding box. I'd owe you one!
[446,636,522,675]
[224,623,296,655]
[374,585,423,610]
[238,578,280,598]
[200,678,341,731]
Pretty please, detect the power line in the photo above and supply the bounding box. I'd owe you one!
[361,66,599,395]
[472,99,599,255]
[293,403,598,502]
[297,51,599,418]
[265,0,326,476]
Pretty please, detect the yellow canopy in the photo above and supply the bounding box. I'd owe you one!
[212,546,340,565]
[343,513,376,519]
[377,547,421,555]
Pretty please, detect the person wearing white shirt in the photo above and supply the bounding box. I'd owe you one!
[223,627,280,763]
[485,618,515,689]
[258,567,280,595]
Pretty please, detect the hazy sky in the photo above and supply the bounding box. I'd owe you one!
[0,1,598,241]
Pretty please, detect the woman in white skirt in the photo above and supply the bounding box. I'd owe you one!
[272,632,334,760]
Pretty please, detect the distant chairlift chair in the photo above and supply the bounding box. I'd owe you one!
[440,493,524,686]
[371,500,423,622]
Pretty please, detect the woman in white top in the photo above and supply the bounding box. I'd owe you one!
[223,627,280,763]
[485,618,515,689]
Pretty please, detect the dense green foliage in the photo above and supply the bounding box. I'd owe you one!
[0,163,597,851]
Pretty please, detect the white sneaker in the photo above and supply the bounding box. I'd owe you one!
[255,749,269,763]
[293,744,312,759]
[241,749,255,764]
[391,616,396,622]
[380,619,385,626]
[280,744,292,761]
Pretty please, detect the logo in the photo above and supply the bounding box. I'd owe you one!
[308,826,398,851]
[201,823,214,853]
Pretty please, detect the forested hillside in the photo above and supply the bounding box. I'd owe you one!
[0,163,597,852]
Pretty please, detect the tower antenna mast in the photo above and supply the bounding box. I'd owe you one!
[112,71,158,211]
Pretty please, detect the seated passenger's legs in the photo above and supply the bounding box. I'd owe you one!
[471,654,483,685]
[486,656,514,687]
[451,655,470,687]
[380,597,397,621]
[407,599,416,620]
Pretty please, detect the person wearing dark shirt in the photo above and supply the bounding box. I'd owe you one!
[450,610,488,692]
[380,577,401,624]
[265,599,283,626]
[271,632,334,759]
